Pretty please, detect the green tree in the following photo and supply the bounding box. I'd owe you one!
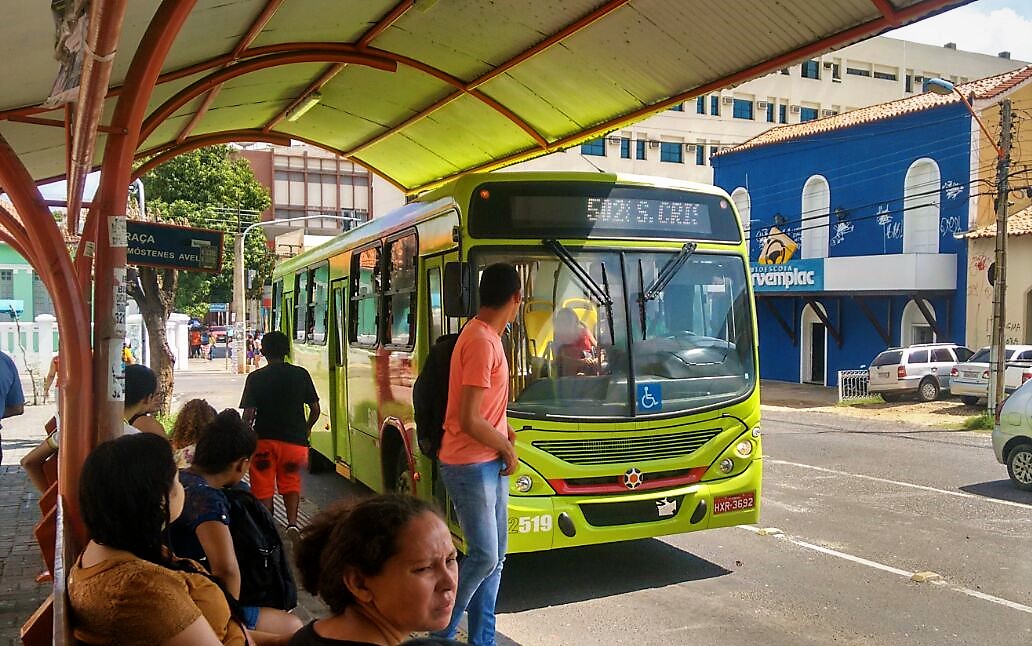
[132,146,272,411]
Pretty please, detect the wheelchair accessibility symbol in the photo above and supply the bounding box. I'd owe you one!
[637,383,662,412]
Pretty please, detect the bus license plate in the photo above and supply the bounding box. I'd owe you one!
[713,492,755,514]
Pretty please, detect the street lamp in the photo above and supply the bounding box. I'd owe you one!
[926,78,1011,415]
[233,214,361,374]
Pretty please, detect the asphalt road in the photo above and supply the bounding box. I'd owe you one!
[174,373,1032,645]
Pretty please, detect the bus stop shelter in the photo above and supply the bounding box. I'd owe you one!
[0,0,971,641]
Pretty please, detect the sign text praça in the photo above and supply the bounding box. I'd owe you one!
[750,259,824,293]
[126,221,224,273]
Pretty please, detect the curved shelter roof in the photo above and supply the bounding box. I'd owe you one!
[0,0,972,194]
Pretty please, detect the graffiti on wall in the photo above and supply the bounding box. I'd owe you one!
[831,220,854,246]
[943,179,965,201]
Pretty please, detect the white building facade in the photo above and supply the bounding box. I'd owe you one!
[509,37,1023,183]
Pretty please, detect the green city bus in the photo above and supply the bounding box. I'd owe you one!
[272,171,761,553]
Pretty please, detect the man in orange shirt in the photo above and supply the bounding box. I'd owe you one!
[434,263,520,646]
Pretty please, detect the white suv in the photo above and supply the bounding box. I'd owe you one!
[867,343,973,402]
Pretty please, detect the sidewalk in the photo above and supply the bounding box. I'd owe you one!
[760,379,839,408]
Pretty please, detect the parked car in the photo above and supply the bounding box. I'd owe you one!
[992,378,1032,490]
[209,325,229,343]
[949,345,1032,406]
[867,343,973,402]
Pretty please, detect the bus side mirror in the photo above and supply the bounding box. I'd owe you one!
[444,262,474,318]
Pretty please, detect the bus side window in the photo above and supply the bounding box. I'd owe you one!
[308,263,329,344]
[385,233,417,347]
[428,268,443,342]
[350,245,380,346]
[294,270,309,343]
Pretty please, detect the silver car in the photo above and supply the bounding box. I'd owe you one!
[867,343,973,402]
[949,345,1032,406]
[992,378,1032,490]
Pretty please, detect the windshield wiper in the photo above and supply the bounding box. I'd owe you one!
[638,242,696,339]
[643,242,697,300]
[542,239,615,345]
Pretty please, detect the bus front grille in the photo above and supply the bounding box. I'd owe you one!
[532,428,723,465]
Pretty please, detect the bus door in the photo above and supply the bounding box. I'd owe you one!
[330,279,352,475]
[422,251,459,505]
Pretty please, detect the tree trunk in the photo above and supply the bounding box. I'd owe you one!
[128,267,178,415]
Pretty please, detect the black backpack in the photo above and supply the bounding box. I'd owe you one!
[413,333,460,457]
[223,487,297,610]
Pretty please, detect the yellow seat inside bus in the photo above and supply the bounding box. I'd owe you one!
[522,297,598,362]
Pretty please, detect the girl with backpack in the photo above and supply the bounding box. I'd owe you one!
[169,409,302,637]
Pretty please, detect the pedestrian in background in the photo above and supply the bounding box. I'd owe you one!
[240,330,319,540]
[0,349,25,463]
[169,398,217,468]
[433,263,521,646]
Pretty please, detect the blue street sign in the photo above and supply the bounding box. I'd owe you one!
[637,382,663,413]
[127,221,224,273]
[208,303,229,313]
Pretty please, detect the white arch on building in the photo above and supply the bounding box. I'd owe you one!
[800,301,828,386]
[731,187,751,245]
[903,158,941,253]
[901,298,935,346]
[801,175,830,259]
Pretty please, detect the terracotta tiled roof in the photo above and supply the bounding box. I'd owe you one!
[716,65,1032,157]
[966,204,1032,239]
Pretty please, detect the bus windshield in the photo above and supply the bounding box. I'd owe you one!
[474,248,754,418]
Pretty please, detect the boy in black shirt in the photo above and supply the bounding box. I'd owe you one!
[240,331,320,538]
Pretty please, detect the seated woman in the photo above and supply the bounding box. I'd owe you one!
[170,409,302,636]
[124,364,167,436]
[69,433,252,645]
[553,307,599,377]
[169,398,217,468]
[291,495,457,646]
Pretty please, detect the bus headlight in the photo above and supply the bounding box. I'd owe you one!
[719,458,734,474]
[734,440,754,458]
[515,475,534,493]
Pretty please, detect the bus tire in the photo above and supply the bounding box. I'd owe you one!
[308,447,334,474]
[393,444,414,495]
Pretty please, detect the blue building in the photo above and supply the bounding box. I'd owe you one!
[711,70,1031,386]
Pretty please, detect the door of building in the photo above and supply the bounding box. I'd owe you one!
[810,322,826,383]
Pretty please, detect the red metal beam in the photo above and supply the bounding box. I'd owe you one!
[133,129,292,178]
[870,0,901,23]
[358,0,414,48]
[176,0,285,144]
[140,50,398,143]
[405,0,972,193]
[4,115,125,134]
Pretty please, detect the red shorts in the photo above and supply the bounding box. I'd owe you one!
[249,439,308,499]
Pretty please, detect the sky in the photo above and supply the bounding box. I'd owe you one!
[887,0,1032,61]
[35,0,1032,202]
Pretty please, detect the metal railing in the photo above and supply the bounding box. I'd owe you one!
[837,370,870,402]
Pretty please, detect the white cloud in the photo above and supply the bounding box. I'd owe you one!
[887,6,1032,62]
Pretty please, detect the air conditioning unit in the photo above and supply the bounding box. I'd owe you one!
[606,136,622,146]
[790,105,801,113]
[823,61,834,69]
[685,143,697,152]
[821,109,836,117]
[721,96,734,105]
[756,101,769,109]
[648,140,660,149]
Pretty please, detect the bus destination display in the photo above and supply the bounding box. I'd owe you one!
[470,181,740,242]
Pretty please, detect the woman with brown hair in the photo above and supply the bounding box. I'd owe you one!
[169,398,218,468]
[291,495,458,645]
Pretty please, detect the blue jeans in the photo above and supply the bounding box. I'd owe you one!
[435,459,508,646]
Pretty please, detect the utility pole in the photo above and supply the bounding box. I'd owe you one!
[989,99,1013,416]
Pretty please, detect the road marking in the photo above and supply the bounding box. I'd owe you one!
[739,525,1032,615]
[767,458,1032,510]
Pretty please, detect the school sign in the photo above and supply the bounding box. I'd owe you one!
[127,221,224,273]
[750,259,824,293]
